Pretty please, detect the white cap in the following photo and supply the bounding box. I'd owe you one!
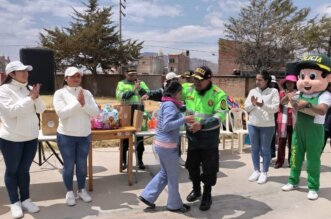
[64,67,83,77]
[5,61,33,75]
[271,75,277,83]
[165,72,181,81]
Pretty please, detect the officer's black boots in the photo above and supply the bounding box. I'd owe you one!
[186,182,201,202]
[199,185,212,211]
[137,151,145,170]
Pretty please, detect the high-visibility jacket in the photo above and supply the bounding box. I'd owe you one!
[116,79,149,104]
[182,83,228,149]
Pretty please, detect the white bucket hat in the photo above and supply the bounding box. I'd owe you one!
[5,61,33,75]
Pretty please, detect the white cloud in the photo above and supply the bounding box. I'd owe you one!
[124,25,220,63]
[314,4,331,16]
[109,0,182,23]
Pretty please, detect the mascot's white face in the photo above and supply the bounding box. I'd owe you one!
[297,68,329,94]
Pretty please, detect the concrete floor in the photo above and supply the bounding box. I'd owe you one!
[1,140,331,219]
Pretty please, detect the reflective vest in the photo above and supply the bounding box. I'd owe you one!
[183,83,228,124]
[116,79,149,104]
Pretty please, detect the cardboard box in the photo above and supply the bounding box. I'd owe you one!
[41,109,59,135]
[114,105,132,127]
[133,109,143,131]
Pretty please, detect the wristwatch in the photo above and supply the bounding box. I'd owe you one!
[305,102,312,108]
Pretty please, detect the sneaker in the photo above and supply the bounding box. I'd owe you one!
[307,190,318,200]
[77,189,92,203]
[248,170,260,182]
[21,198,40,213]
[281,183,297,191]
[257,172,267,184]
[10,201,23,219]
[65,191,76,206]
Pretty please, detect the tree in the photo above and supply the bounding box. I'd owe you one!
[301,16,331,57]
[224,0,310,72]
[39,0,143,74]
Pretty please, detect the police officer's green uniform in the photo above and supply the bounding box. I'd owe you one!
[182,66,227,211]
[289,93,324,191]
[116,77,149,169]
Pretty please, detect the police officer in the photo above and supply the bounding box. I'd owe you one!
[183,66,228,211]
[181,70,194,89]
[116,67,149,169]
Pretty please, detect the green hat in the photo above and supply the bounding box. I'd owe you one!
[296,54,331,74]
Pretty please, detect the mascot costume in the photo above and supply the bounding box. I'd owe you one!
[281,54,331,200]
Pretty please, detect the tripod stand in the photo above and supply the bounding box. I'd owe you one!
[34,133,63,166]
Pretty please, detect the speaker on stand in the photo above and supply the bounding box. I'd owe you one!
[19,48,55,95]
[285,62,298,76]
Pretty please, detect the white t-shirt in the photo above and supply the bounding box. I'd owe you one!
[301,91,331,124]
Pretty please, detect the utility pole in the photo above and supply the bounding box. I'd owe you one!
[119,0,126,44]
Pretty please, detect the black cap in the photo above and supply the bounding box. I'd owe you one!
[193,66,212,80]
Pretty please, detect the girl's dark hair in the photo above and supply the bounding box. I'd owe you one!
[259,69,272,87]
[163,81,182,97]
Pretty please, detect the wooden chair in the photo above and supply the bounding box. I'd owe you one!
[219,112,234,153]
[229,108,249,153]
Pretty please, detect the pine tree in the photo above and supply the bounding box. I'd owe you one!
[40,0,143,74]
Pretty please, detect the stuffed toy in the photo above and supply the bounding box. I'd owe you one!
[281,54,331,200]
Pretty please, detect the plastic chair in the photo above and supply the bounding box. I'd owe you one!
[229,108,249,153]
[219,112,234,153]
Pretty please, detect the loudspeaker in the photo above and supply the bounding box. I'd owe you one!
[285,62,298,76]
[19,48,55,94]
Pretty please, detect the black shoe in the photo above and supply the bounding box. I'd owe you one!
[199,192,212,211]
[186,190,201,202]
[122,162,127,170]
[138,196,155,209]
[138,160,146,170]
[167,204,190,213]
[274,163,283,169]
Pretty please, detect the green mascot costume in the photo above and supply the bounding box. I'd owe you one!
[281,54,331,200]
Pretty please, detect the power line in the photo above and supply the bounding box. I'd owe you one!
[143,44,217,55]
[138,39,216,45]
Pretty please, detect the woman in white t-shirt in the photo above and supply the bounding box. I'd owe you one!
[53,67,99,206]
[244,70,280,184]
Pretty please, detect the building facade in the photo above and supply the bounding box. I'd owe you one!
[168,52,190,74]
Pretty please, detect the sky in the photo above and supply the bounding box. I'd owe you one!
[0,0,330,64]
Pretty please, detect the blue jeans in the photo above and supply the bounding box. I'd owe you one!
[140,145,183,210]
[248,125,275,172]
[57,133,90,191]
[0,138,38,204]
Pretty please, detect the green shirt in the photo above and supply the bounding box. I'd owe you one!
[116,79,149,104]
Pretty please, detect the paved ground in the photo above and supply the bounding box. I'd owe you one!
[1,140,331,219]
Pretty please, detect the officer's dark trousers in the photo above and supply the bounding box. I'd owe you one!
[185,147,219,191]
[122,104,145,164]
